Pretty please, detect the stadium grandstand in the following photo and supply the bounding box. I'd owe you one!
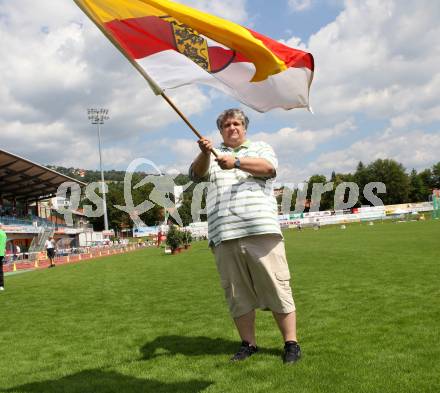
[0,148,89,263]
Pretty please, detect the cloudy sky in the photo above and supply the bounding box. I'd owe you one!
[1,0,439,183]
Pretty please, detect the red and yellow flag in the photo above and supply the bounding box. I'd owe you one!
[75,0,314,112]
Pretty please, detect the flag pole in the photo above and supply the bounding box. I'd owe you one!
[160,93,218,157]
[74,0,218,158]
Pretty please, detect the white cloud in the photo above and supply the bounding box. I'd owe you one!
[0,0,212,168]
[156,131,223,175]
[303,128,440,182]
[260,0,440,182]
[172,0,248,23]
[252,119,356,156]
[281,36,307,51]
[1,0,439,188]
[288,0,313,12]
[0,119,96,167]
[390,104,440,129]
[304,0,440,120]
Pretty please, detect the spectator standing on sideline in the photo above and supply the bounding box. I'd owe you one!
[15,244,21,261]
[45,237,56,268]
[189,108,301,364]
[0,224,7,291]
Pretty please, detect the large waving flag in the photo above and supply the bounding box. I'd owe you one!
[75,0,314,112]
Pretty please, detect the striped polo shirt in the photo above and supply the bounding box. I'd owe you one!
[190,140,282,246]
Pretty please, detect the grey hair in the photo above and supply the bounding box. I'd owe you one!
[216,108,249,131]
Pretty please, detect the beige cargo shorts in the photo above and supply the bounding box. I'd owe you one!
[213,234,296,319]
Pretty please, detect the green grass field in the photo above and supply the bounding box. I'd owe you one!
[1,220,439,393]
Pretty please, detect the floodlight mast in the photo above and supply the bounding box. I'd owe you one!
[87,108,110,231]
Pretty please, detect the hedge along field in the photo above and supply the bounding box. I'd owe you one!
[0,219,439,393]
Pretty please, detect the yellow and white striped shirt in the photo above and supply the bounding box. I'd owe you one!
[190,140,282,246]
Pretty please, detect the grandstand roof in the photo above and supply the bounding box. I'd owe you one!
[0,149,87,202]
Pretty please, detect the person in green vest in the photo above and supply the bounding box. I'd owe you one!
[0,224,7,291]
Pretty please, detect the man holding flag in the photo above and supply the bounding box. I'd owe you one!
[75,0,313,364]
[190,109,300,364]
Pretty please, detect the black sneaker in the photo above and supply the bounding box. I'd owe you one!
[283,341,301,364]
[230,340,258,361]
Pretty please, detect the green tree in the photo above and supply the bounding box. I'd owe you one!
[289,188,299,212]
[165,225,182,251]
[418,168,433,192]
[408,169,429,202]
[354,161,369,205]
[431,162,440,189]
[364,159,409,205]
[82,173,164,231]
[306,174,331,211]
[330,172,356,209]
[177,196,193,227]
